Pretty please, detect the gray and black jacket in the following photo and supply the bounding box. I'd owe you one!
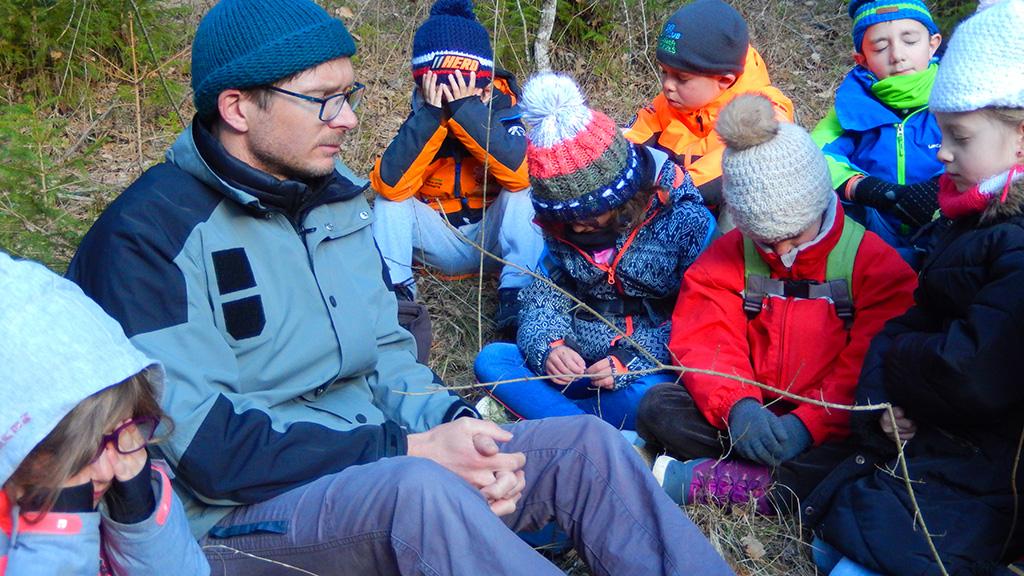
[68,119,473,537]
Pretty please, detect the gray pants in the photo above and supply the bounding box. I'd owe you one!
[200,415,733,576]
[372,189,543,294]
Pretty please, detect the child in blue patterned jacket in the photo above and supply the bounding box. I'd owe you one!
[811,0,944,267]
[474,73,714,430]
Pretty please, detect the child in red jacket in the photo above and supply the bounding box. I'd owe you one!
[636,94,917,514]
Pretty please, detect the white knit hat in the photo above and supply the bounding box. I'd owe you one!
[0,252,160,486]
[930,0,1024,113]
[719,94,833,244]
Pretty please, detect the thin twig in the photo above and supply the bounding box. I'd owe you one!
[884,406,948,576]
[1002,424,1024,558]
[515,0,532,68]
[57,0,87,100]
[59,102,121,164]
[129,0,186,129]
[202,545,321,575]
[128,16,143,172]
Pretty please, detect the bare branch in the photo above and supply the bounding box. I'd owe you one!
[534,0,558,72]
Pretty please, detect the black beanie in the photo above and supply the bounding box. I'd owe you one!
[656,0,749,76]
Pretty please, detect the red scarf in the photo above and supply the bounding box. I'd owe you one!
[938,166,1024,220]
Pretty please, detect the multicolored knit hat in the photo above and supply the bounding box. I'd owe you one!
[412,0,493,89]
[849,0,939,52]
[191,0,356,120]
[520,73,646,222]
[930,0,1024,113]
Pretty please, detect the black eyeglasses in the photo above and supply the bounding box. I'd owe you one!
[267,82,365,122]
[91,416,159,463]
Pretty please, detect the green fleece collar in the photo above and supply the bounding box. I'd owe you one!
[870,62,937,110]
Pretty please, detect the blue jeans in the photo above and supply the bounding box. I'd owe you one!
[812,537,880,576]
[199,416,733,576]
[475,342,676,430]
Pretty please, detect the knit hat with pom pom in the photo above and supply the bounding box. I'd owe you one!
[412,0,493,88]
[719,94,833,244]
[520,72,648,222]
[929,0,1024,113]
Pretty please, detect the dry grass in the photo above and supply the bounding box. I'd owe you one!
[8,0,866,573]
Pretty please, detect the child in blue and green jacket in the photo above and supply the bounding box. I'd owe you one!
[811,0,944,267]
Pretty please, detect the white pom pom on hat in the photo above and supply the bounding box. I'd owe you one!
[520,72,593,149]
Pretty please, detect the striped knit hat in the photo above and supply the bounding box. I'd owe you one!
[520,73,645,222]
[412,0,493,89]
[849,0,939,52]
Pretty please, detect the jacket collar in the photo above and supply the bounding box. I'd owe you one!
[166,118,366,220]
[656,46,775,134]
[755,195,845,277]
[980,168,1024,224]
[834,64,936,130]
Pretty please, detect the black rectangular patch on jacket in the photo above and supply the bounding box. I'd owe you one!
[212,248,256,295]
[222,295,265,340]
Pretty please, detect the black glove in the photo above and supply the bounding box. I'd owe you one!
[892,179,940,228]
[851,176,901,210]
[852,176,940,228]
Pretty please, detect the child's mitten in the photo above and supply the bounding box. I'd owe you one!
[728,399,788,466]
[774,414,813,463]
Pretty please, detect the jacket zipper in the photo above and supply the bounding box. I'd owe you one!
[895,107,928,185]
[775,295,791,395]
[453,150,469,214]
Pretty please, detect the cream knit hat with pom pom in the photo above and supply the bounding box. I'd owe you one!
[719,94,833,244]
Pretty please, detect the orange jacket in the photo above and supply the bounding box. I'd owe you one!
[624,47,794,203]
[669,203,916,444]
[370,72,529,221]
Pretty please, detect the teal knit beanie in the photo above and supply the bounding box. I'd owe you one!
[191,0,356,120]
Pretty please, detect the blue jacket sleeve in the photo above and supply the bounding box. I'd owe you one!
[2,512,102,576]
[516,249,576,375]
[101,464,210,575]
[812,108,866,190]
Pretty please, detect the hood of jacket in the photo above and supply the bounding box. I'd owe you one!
[167,119,365,221]
[0,253,160,486]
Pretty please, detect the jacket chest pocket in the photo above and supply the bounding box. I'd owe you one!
[209,247,267,342]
